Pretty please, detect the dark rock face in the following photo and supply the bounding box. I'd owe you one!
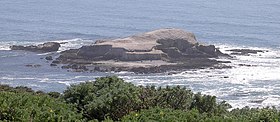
[53,29,231,73]
[155,39,229,60]
[10,42,60,53]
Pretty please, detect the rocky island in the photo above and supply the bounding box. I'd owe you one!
[50,28,231,73]
[9,28,234,73]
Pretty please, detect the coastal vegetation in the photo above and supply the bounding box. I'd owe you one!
[1,76,280,121]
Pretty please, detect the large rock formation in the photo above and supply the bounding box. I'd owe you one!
[10,42,61,52]
[53,29,231,73]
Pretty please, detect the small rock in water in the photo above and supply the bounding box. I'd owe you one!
[50,63,57,66]
[52,60,60,64]
[25,64,41,68]
[238,64,252,67]
[228,49,265,56]
[167,71,178,75]
[10,42,61,53]
[45,56,53,60]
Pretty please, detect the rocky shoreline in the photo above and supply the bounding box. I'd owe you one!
[10,28,267,74]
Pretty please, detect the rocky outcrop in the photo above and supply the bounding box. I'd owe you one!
[52,28,231,73]
[10,42,60,52]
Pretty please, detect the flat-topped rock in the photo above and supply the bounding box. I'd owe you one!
[95,28,197,51]
[53,28,231,73]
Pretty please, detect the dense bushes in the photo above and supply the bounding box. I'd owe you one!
[122,107,241,122]
[1,76,280,121]
[63,76,231,121]
[139,85,193,110]
[0,92,82,121]
[122,106,280,122]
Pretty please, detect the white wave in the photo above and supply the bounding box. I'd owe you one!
[53,38,95,52]
[171,44,280,84]
[228,95,280,109]
[0,45,11,50]
[0,77,37,80]
[57,80,86,86]
[261,95,280,108]
[0,41,19,50]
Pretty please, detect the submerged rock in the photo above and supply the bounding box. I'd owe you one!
[227,49,266,56]
[45,56,53,61]
[50,63,57,66]
[25,64,41,68]
[54,28,231,73]
[10,42,60,53]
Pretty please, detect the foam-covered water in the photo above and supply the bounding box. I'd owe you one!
[116,45,280,109]
[1,0,280,108]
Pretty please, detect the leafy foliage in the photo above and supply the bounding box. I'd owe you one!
[63,76,141,121]
[123,107,280,122]
[0,92,82,121]
[190,92,231,116]
[63,76,231,121]
[48,91,61,98]
[139,85,193,110]
[122,107,241,122]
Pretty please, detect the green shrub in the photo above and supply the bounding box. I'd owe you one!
[63,76,231,121]
[0,92,83,121]
[122,107,242,122]
[190,92,231,115]
[63,76,141,121]
[140,86,230,115]
[48,92,61,98]
[139,85,193,110]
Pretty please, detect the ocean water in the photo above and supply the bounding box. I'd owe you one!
[0,0,280,108]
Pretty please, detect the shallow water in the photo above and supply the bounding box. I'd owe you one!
[0,0,280,108]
